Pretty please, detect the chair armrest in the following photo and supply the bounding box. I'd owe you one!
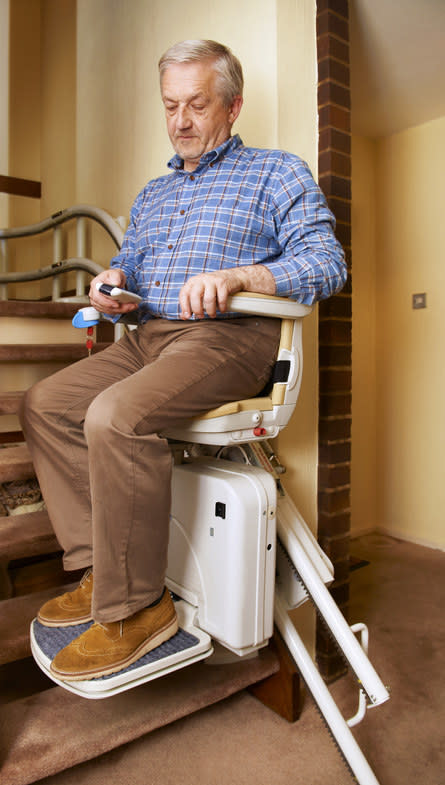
[226,292,312,320]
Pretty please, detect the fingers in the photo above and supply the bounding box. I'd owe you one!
[180,280,218,319]
[88,269,137,314]
[179,273,234,320]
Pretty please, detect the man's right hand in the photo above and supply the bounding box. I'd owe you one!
[89,269,140,315]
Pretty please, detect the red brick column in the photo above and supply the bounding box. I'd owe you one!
[316,0,352,681]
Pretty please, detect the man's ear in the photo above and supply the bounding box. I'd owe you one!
[228,95,243,125]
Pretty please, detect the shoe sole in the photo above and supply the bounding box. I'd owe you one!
[37,614,93,628]
[50,615,179,681]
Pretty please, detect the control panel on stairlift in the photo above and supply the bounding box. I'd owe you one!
[31,294,390,785]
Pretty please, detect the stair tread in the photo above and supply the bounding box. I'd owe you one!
[0,343,111,362]
[0,300,81,319]
[0,509,58,561]
[0,390,23,415]
[0,582,77,665]
[0,644,278,785]
[0,444,34,482]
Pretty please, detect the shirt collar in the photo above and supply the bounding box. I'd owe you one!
[167,134,243,173]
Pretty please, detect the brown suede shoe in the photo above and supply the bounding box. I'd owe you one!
[50,588,179,681]
[37,569,93,627]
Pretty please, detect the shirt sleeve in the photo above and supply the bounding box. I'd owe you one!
[264,157,347,304]
[109,188,146,292]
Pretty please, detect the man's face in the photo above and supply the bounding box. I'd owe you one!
[161,61,242,172]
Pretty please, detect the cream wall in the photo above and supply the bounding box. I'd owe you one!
[352,115,445,550]
[376,115,445,549]
[75,0,318,208]
[7,0,42,300]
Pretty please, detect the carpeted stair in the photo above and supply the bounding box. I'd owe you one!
[0,650,279,785]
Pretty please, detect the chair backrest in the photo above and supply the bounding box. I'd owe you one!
[163,293,312,446]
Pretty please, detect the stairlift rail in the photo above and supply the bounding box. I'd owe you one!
[274,593,382,785]
[277,513,390,708]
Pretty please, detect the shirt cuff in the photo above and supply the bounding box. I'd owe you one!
[266,261,298,298]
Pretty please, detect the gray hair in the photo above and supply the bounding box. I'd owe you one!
[159,40,244,106]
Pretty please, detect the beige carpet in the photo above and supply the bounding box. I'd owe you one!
[12,534,445,785]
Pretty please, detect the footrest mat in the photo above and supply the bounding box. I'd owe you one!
[30,599,213,698]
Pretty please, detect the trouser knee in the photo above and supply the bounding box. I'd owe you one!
[19,379,50,431]
[84,388,161,447]
[84,390,130,446]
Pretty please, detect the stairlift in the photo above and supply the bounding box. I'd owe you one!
[30,293,389,785]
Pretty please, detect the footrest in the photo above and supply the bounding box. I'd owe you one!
[30,599,213,699]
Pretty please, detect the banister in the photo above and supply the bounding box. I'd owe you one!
[0,257,104,285]
[0,205,124,300]
[0,204,125,248]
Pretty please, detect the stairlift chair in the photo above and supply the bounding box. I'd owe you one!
[31,293,390,785]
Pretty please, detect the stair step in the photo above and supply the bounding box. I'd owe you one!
[0,647,278,785]
[0,390,23,415]
[0,300,81,319]
[0,342,110,363]
[0,444,34,482]
[0,509,58,563]
[0,583,76,665]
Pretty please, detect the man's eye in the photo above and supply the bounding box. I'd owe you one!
[192,105,205,111]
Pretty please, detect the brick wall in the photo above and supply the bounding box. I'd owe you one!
[316,0,352,681]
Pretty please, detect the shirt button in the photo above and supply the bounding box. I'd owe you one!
[155,281,160,287]
[168,244,173,249]
[189,175,195,181]
[180,209,185,215]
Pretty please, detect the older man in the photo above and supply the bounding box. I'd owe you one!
[20,40,346,681]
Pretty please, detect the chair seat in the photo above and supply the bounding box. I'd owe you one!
[197,396,273,420]
[163,294,313,447]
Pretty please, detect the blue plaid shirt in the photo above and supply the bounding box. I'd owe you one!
[111,135,346,321]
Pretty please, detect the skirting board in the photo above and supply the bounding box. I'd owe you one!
[350,526,445,553]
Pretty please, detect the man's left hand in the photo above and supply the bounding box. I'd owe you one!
[178,265,276,319]
[178,270,244,319]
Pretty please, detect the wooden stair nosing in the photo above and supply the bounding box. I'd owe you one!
[0,343,111,363]
[0,390,23,415]
[0,582,77,666]
[0,300,81,319]
[0,443,34,483]
[0,509,58,562]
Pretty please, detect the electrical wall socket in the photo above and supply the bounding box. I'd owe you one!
[412,293,427,309]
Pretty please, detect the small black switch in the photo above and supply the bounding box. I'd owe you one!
[215,502,226,519]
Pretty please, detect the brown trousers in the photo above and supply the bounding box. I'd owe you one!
[20,316,280,623]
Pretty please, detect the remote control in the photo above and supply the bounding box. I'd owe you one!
[96,282,142,304]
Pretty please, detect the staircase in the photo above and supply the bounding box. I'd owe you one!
[0,299,111,666]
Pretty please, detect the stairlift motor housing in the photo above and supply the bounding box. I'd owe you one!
[167,459,278,656]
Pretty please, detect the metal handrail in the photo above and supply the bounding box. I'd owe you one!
[0,257,104,284]
[0,204,125,247]
[0,204,124,300]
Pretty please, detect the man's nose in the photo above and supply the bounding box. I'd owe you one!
[176,106,192,128]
